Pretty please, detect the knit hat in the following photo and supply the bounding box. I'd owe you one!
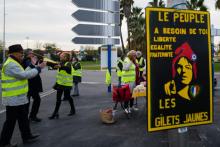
[172,42,197,79]
[8,44,23,54]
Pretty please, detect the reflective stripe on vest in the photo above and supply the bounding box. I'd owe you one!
[116,59,123,77]
[136,57,144,71]
[56,62,73,86]
[72,62,82,77]
[1,57,28,98]
[122,57,136,83]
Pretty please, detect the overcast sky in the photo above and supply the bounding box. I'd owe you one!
[0,0,220,51]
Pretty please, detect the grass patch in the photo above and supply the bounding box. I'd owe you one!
[81,61,100,70]
[80,61,220,71]
[214,63,220,72]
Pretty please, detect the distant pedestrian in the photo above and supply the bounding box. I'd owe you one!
[0,44,46,147]
[49,52,75,119]
[136,51,145,82]
[23,50,43,122]
[71,57,82,97]
[133,52,140,110]
[116,51,124,87]
[122,50,136,114]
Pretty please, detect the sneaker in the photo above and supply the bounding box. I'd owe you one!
[124,108,129,114]
[128,108,131,114]
[112,110,117,117]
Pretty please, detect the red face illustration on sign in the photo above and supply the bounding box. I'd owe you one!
[164,42,200,100]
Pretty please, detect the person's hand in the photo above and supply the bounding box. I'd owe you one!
[31,56,38,65]
[38,61,47,69]
[164,80,176,96]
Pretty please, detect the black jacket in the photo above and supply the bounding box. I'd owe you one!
[23,58,43,95]
[72,61,82,83]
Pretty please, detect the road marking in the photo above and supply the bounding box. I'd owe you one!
[214,87,220,90]
[199,133,208,141]
[40,89,56,97]
[215,72,220,75]
[0,110,5,114]
[0,89,56,114]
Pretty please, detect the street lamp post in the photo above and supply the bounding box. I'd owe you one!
[26,36,29,49]
[3,0,6,62]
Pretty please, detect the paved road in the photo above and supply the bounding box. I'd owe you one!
[0,70,220,147]
[0,69,118,112]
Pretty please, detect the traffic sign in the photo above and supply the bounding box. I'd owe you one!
[72,24,120,36]
[72,10,120,24]
[71,0,120,45]
[72,0,119,12]
[72,37,120,44]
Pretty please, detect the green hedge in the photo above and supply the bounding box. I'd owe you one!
[214,63,220,72]
[81,61,100,70]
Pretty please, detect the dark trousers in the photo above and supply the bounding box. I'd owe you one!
[0,104,32,145]
[118,77,122,87]
[27,92,41,118]
[73,82,79,95]
[124,99,134,109]
[139,71,144,82]
[52,89,75,114]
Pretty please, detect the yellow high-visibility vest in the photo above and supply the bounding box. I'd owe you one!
[122,57,136,83]
[105,70,111,85]
[116,59,123,77]
[72,62,82,77]
[136,57,144,71]
[1,57,28,98]
[56,62,73,86]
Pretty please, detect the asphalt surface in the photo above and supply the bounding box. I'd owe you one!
[0,70,220,147]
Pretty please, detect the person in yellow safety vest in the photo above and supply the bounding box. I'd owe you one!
[71,56,82,97]
[136,51,145,82]
[49,52,76,119]
[116,55,124,87]
[122,50,137,114]
[0,44,46,147]
[105,69,111,86]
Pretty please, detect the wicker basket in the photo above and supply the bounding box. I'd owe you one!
[100,108,115,124]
